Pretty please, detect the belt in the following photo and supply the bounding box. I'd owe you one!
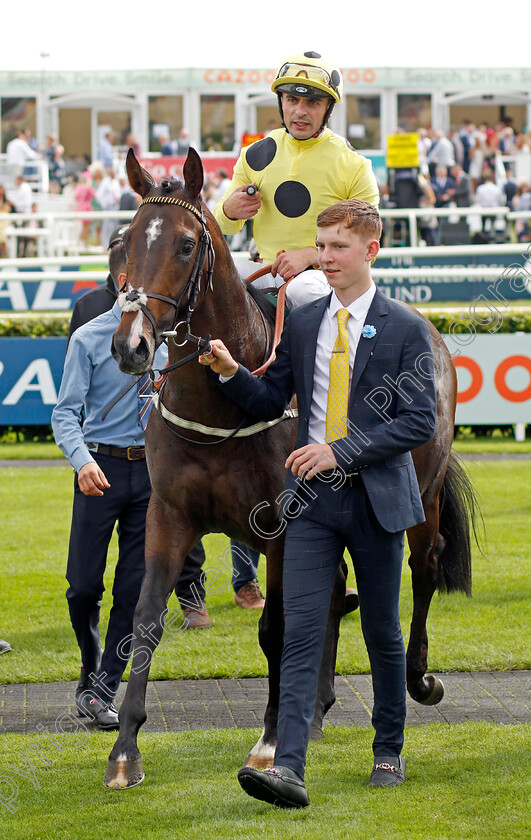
[344,470,363,486]
[87,443,145,461]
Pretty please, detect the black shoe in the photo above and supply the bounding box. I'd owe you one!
[368,755,406,787]
[238,765,309,809]
[83,696,120,730]
[0,639,12,655]
[344,588,359,615]
[75,667,95,717]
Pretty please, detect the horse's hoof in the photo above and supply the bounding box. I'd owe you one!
[408,674,445,706]
[309,722,324,740]
[244,731,276,770]
[104,757,145,789]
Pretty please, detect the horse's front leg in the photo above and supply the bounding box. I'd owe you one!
[104,498,193,789]
[241,535,284,770]
[405,512,445,705]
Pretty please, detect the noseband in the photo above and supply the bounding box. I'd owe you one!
[117,194,215,345]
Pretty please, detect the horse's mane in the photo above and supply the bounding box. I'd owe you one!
[159,176,185,194]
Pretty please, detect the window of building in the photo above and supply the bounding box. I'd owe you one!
[200,95,235,151]
[345,95,381,149]
[148,95,184,152]
[256,105,281,134]
[1,97,37,152]
[97,111,132,149]
[397,94,432,132]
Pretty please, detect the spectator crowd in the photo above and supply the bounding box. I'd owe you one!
[1,118,531,257]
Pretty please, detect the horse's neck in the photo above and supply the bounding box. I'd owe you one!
[189,245,268,372]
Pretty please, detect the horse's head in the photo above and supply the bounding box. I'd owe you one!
[111,147,212,374]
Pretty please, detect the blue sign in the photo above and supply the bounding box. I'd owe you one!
[0,267,106,312]
[375,252,531,303]
[0,338,67,424]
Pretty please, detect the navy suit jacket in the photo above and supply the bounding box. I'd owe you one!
[220,287,437,533]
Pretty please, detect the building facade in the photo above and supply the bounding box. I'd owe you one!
[1,65,530,163]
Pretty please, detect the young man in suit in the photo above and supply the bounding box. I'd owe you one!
[200,199,437,808]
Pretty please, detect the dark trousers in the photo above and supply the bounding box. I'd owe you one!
[275,479,406,780]
[175,541,207,606]
[66,453,150,701]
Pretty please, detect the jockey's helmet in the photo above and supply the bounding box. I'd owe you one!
[271,51,343,135]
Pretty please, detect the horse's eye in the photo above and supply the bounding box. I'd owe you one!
[182,241,195,255]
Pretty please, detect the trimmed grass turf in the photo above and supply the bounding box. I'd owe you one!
[1,437,531,458]
[0,724,529,840]
[0,460,529,683]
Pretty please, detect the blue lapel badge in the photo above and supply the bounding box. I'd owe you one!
[361,325,377,339]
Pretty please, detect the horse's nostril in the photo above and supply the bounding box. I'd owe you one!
[137,336,149,363]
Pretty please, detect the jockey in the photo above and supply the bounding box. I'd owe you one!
[213,50,380,308]
[215,52,372,614]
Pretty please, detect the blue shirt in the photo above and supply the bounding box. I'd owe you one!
[52,301,167,473]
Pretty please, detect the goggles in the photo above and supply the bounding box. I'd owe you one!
[277,62,339,95]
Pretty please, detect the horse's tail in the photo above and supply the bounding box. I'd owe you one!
[437,451,482,596]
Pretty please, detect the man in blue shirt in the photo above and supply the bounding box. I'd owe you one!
[52,299,167,729]
[67,224,211,631]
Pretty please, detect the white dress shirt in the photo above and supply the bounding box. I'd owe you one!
[308,283,376,444]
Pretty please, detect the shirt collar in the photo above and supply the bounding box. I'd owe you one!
[111,300,122,320]
[329,283,376,322]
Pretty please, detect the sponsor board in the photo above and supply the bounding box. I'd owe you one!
[1,252,530,312]
[0,335,528,426]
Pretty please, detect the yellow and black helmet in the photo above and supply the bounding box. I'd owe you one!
[271,51,343,104]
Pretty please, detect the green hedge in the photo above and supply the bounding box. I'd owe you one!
[0,309,531,336]
[0,316,71,337]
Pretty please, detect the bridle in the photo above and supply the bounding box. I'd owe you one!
[110,190,296,444]
[117,194,215,352]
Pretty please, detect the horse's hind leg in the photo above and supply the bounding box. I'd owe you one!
[405,506,445,705]
[104,499,193,789]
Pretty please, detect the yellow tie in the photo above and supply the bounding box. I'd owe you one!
[325,308,350,443]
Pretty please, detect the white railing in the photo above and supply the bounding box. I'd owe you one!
[2,205,529,255]
[0,210,136,259]
[0,206,530,275]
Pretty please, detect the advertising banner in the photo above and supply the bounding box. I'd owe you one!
[0,335,528,426]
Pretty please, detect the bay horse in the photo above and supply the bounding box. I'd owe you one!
[104,148,476,789]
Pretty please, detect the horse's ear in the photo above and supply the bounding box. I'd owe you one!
[183,147,204,199]
[126,148,156,198]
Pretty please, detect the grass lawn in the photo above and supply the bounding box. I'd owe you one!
[0,460,529,684]
[1,436,530,459]
[0,724,529,839]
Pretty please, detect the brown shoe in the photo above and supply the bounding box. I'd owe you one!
[234,581,265,610]
[183,603,211,629]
